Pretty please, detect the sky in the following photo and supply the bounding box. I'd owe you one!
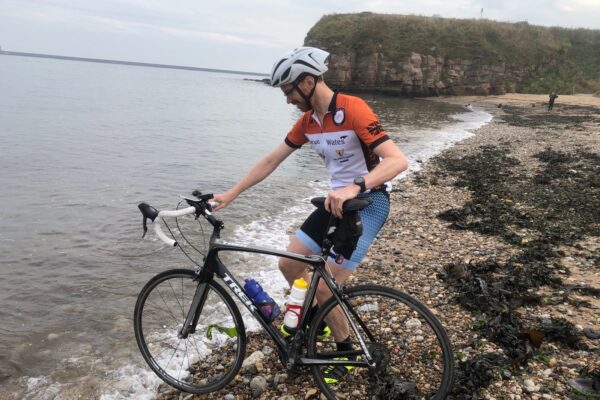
[1,0,600,74]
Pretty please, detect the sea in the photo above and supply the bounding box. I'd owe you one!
[0,54,491,399]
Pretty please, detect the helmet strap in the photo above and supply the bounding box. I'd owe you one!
[295,76,317,110]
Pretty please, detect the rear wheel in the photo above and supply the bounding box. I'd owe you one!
[307,285,453,399]
[134,269,246,393]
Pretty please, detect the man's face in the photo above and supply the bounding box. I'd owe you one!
[280,76,314,112]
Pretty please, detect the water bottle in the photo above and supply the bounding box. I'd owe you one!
[244,279,281,322]
[283,277,308,332]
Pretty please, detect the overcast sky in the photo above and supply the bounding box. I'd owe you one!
[1,0,599,73]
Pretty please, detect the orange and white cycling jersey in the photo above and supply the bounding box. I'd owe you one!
[285,93,391,191]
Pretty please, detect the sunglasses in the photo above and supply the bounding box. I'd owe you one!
[283,84,297,97]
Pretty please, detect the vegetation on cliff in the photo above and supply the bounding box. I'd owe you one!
[305,13,600,94]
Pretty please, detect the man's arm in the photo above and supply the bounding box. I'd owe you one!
[363,140,409,190]
[325,140,408,218]
[213,142,296,211]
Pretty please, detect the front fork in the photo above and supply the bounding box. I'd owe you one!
[178,268,213,339]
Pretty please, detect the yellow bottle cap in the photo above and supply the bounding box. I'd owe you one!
[293,277,308,289]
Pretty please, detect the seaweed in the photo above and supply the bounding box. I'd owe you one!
[499,105,598,129]
[435,142,599,393]
[450,352,508,398]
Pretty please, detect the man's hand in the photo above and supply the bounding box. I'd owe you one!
[324,184,361,219]
[212,191,237,212]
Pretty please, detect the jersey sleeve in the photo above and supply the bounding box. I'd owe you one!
[284,115,309,149]
[351,98,390,150]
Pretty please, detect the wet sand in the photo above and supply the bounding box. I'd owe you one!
[158,94,600,399]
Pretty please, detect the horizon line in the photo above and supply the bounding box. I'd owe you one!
[0,49,269,77]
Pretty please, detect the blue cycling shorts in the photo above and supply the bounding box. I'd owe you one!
[295,191,390,271]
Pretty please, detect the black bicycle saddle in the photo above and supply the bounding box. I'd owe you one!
[310,197,372,212]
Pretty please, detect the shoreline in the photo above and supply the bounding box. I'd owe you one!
[155,94,599,399]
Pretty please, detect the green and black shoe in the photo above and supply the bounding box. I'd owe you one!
[323,338,355,384]
[323,357,355,384]
[279,322,331,339]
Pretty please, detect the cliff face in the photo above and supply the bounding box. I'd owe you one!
[305,14,600,96]
[327,53,537,96]
[325,50,537,96]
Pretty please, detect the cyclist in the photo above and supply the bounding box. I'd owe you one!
[213,47,408,382]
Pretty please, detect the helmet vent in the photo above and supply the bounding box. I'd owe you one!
[294,60,319,73]
[280,67,291,83]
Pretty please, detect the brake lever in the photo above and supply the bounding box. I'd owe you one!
[138,203,159,239]
[141,216,148,238]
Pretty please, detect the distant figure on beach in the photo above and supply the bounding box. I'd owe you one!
[213,46,408,384]
[464,103,472,110]
[548,92,558,111]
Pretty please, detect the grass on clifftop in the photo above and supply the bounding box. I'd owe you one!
[306,13,600,93]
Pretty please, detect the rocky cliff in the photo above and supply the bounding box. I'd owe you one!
[304,14,600,96]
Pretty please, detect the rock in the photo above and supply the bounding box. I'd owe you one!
[405,318,422,329]
[242,350,265,371]
[583,328,600,339]
[274,373,288,385]
[250,376,268,398]
[523,379,539,393]
[255,361,264,373]
[305,388,318,399]
[224,395,235,400]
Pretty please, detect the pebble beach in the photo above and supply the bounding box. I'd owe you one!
[157,94,600,400]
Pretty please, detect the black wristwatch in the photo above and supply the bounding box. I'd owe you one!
[354,176,367,192]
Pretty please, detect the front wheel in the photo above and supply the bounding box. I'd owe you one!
[134,269,246,394]
[307,285,454,399]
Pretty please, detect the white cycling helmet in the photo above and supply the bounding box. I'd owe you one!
[270,47,329,87]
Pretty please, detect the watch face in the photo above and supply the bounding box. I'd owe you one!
[354,177,366,191]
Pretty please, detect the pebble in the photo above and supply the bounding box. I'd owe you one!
[241,350,265,371]
[405,318,422,328]
[250,375,268,398]
[273,373,288,386]
[523,379,539,393]
[501,370,512,380]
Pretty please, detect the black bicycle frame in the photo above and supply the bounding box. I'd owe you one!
[177,203,375,370]
[187,254,371,369]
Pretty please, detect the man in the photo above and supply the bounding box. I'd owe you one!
[548,92,558,110]
[213,47,408,382]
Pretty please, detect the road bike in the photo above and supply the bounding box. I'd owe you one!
[134,191,454,399]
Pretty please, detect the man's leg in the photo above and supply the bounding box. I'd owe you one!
[279,236,352,338]
[279,236,313,286]
[315,262,353,341]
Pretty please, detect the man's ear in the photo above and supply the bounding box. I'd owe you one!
[304,75,316,87]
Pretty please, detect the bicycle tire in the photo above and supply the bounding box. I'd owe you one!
[134,269,246,394]
[307,284,454,400]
